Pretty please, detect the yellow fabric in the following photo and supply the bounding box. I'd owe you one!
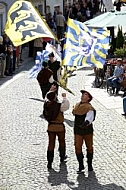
[4,0,57,46]
[72,102,95,115]
[47,111,64,132]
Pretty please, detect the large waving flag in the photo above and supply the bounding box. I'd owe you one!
[29,43,74,95]
[4,0,57,46]
[62,18,110,68]
[29,43,61,78]
[28,51,48,79]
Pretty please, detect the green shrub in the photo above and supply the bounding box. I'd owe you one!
[114,48,126,58]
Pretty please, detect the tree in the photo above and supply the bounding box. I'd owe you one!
[116,26,124,49]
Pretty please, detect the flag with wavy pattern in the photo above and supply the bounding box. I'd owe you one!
[4,0,57,46]
[62,18,110,68]
[29,43,61,78]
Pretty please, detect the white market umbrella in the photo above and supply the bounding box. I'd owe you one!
[84,10,126,28]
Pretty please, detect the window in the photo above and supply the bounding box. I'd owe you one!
[46,6,50,14]
[38,4,43,15]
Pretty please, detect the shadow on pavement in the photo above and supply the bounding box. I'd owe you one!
[64,118,74,128]
[48,168,125,189]
[71,171,125,190]
[48,162,74,187]
[39,116,75,124]
[68,73,76,77]
[29,97,44,102]
[39,114,44,119]
[77,66,93,71]
[87,73,95,76]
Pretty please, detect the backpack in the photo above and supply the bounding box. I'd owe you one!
[43,101,61,122]
[37,69,52,86]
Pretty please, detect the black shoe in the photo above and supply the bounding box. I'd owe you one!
[123,91,126,97]
[116,89,119,95]
[47,151,54,169]
[77,165,84,174]
[5,73,12,76]
[47,162,52,169]
[122,113,126,116]
[20,59,24,62]
[60,155,67,163]
[88,165,93,171]
[112,87,115,94]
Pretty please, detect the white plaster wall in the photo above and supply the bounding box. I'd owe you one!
[46,0,63,14]
[0,3,6,31]
[2,0,15,11]
[3,0,64,15]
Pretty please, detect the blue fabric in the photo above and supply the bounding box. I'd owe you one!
[123,97,126,113]
[107,77,120,89]
[62,18,110,68]
[113,66,124,82]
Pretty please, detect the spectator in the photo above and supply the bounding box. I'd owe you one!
[16,46,20,68]
[121,65,126,93]
[122,91,126,116]
[114,0,122,11]
[0,36,6,78]
[28,40,34,57]
[3,33,12,47]
[56,12,66,40]
[53,11,57,23]
[12,45,16,72]
[33,38,43,60]
[19,45,23,63]
[72,2,79,19]
[87,0,93,18]
[80,2,87,20]
[107,58,124,95]
[5,44,13,76]
[47,17,56,46]
[48,17,56,33]
[86,7,91,20]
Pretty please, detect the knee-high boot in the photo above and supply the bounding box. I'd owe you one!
[76,153,84,173]
[59,147,67,162]
[87,152,93,171]
[47,150,54,169]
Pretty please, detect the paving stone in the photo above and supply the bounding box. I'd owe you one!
[0,50,126,190]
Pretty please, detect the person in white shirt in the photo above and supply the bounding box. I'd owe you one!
[107,58,124,94]
[43,90,69,170]
[72,90,96,173]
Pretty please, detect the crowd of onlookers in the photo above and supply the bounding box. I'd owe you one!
[64,0,100,22]
[28,0,102,59]
[1,0,124,79]
[30,0,125,57]
[44,0,101,41]
[0,33,23,78]
[44,0,125,41]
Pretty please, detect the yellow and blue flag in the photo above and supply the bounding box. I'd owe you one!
[62,18,110,68]
[29,43,61,78]
[5,0,57,46]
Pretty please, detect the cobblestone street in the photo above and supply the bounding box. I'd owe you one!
[0,50,126,190]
